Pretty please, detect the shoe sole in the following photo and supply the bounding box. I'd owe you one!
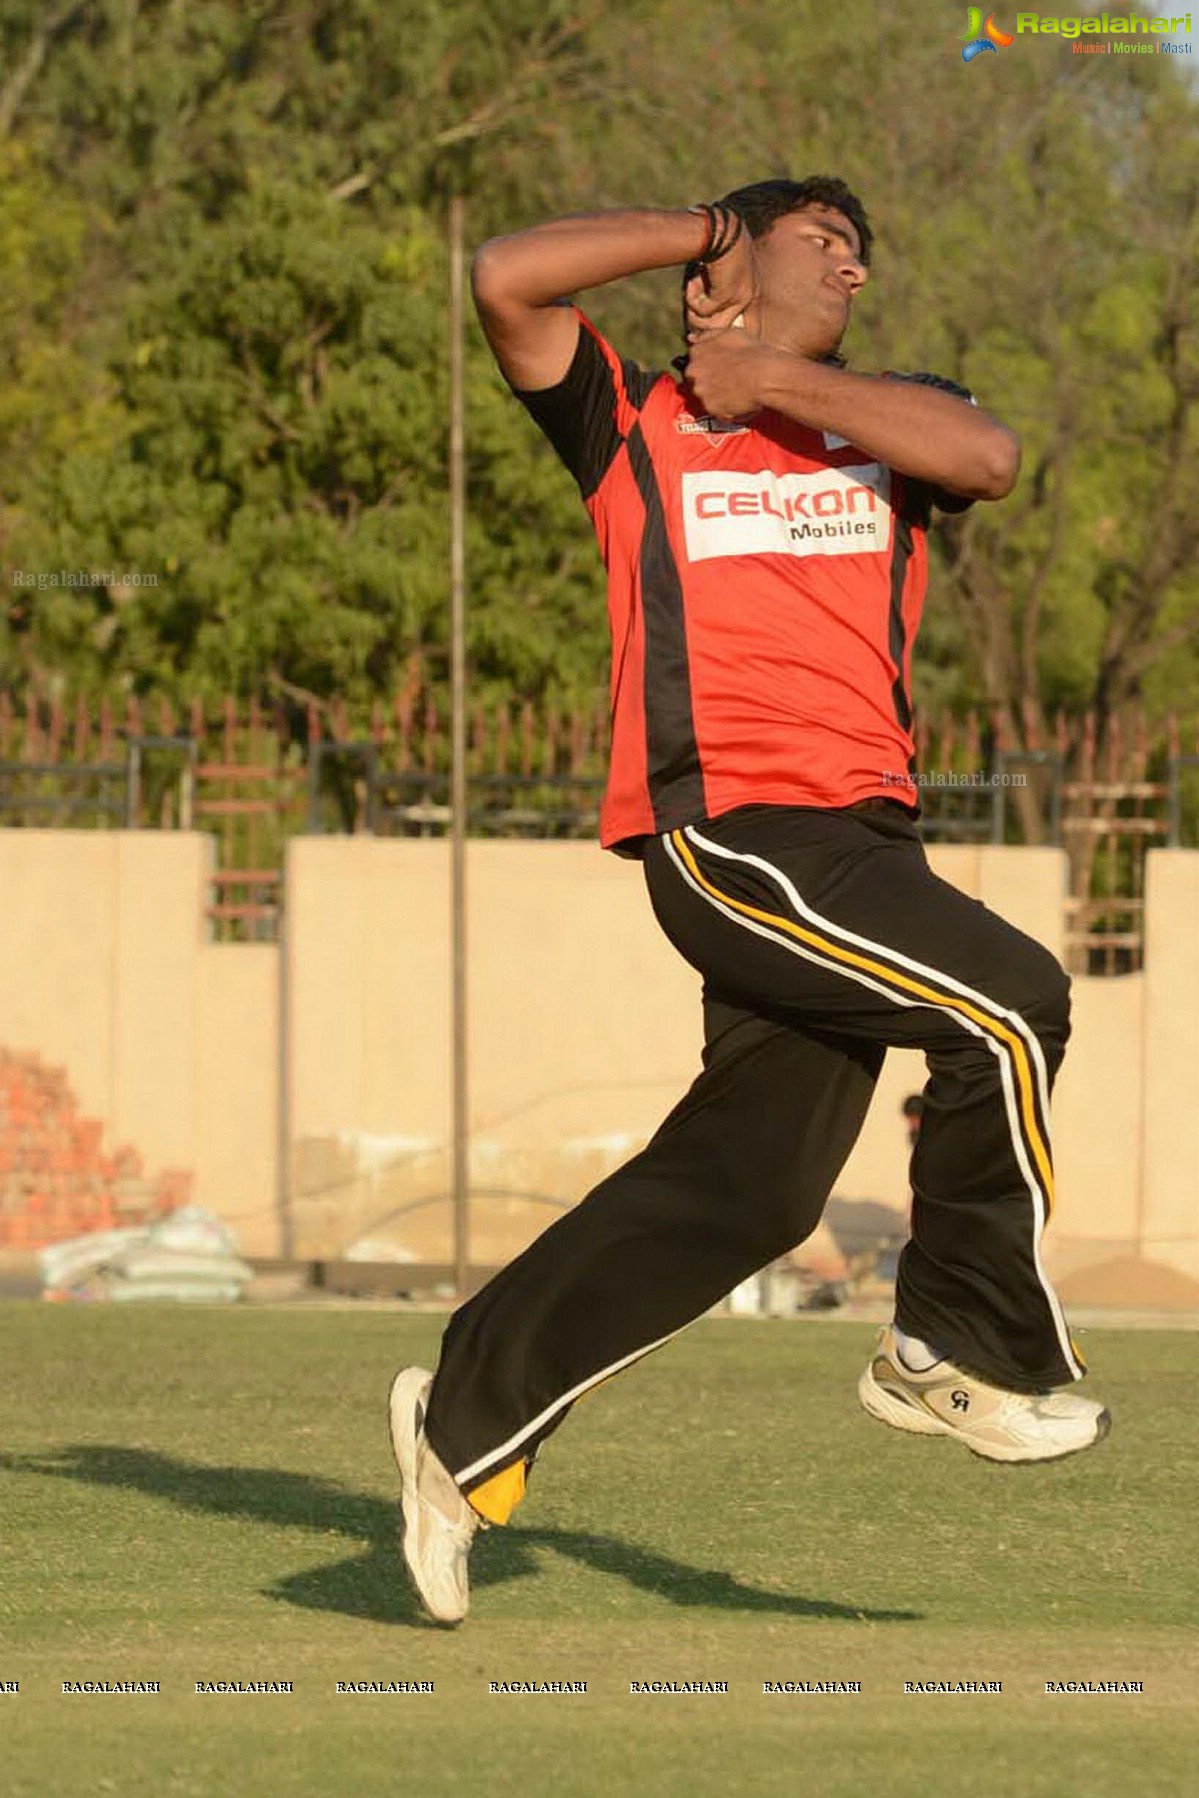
[388,1367,464,1627]
[858,1364,1111,1464]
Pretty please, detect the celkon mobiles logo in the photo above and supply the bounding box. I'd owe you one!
[681,466,892,563]
[962,8,1016,57]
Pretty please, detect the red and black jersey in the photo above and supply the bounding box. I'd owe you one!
[514,308,971,855]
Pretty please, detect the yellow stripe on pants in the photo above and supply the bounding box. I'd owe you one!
[670,829,1056,1214]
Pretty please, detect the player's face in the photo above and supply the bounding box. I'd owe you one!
[753,205,868,357]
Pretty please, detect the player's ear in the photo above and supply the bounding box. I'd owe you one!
[680,262,705,343]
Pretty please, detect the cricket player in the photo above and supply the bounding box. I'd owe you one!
[389,178,1110,1625]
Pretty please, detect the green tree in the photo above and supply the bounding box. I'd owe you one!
[0,0,1192,761]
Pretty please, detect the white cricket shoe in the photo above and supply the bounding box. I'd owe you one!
[858,1325,1111,1464]
[389,1366,481,1624]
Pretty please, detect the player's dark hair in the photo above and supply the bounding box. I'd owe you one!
[720,176,873,265]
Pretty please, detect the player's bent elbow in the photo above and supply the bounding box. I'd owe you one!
[471,238,551,323]
[470,240,510,317]
[470,241,567,333]
[977,429,1021,501]
[469,252,580,392]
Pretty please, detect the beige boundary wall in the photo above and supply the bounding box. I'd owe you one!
[0,831,1195,1301]
[0,831,280,1254]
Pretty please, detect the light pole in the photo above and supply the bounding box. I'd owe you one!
[448,192,470,1300]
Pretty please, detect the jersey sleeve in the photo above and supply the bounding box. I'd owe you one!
[886,371,978,520]
[510,308,660,501]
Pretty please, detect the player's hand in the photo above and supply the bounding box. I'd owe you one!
[683,231,760,342]
[682,331,783,420]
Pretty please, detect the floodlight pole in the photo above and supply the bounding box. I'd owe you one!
[449,191,470,1300]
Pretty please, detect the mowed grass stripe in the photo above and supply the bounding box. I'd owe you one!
[0,1306,1196,1796]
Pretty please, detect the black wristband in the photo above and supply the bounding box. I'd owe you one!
[708,203,743,263]
[688,202,744,267]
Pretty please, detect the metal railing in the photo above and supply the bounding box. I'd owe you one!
[0,692,1196,965]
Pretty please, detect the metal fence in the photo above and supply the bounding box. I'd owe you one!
[0,684,1195,971]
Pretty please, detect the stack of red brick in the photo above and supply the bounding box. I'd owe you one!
[0,1050,192,1249]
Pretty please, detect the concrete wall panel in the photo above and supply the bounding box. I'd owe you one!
[1142,851,1199,1250]
[1050,974,1144,1254]
[0,831,119,1120]
[110,833,208,1172]
[0,832,1193,1296]
[195,942,279,1257]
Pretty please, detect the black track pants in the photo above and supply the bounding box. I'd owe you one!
[424,804,1081,1502]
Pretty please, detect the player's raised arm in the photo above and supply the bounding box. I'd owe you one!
[471,206,744,391]
[684,336,1020,502]
[766,355,1019,500]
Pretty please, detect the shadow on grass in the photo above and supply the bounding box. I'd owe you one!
[0,1446,920,1628]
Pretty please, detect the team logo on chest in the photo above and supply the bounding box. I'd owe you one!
[674,415,751,436]
[681,464,892,563]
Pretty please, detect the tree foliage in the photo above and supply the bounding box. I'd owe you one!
[0,0,1195,741]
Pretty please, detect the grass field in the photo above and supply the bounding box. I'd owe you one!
[0,1305,1196,1797]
